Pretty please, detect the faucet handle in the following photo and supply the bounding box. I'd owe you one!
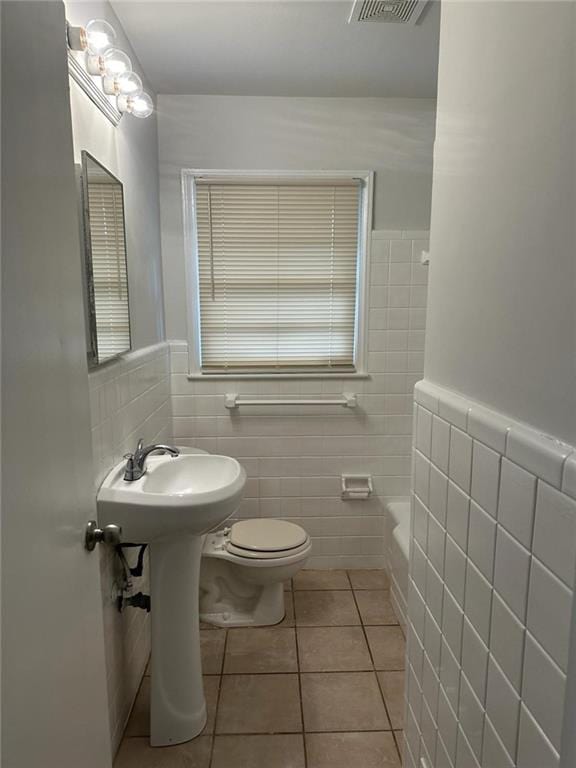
[136,438,144,454]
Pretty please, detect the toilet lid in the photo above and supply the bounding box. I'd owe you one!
[230,519,308,552]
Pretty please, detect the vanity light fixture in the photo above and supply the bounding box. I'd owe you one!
[66,18,154,121]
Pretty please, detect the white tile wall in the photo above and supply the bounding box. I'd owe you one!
[403,379,576,768]
[168,230,429,568]
[88,342,172,752]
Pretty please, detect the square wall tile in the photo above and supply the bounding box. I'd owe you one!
[467,501,496,581]
[482,716,515,768]
[533,481,576,588]
[461,618,488,703]
[526,558,572,672]
[431,415,451,474]
[444,535,467,608]
[449,427,473,493]
[485,656,520,757]
[470,441,501,517]
[464,560,492,644]
[493,526,530,622]
[427,514,446,576]
[437,685,458,764]
[442,587,463,661]
[429,465,448,526]
[506,427,571,489]
[562,451,576,499]
[458,673,484,761]
[413,450,430,506]
[439,638,461,713]
[497,458,536,549]
[416,406,433,457]
[413,494,429,552]
[517,704,560,768]
[467,406,510,455]
[446,480,470,552]
[489,592,525,692]
[522,634,566,752]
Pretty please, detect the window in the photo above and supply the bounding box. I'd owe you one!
[185,171,372,376]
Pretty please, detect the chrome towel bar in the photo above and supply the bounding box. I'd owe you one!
[225,392,357,409]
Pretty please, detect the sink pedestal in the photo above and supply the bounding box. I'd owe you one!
[150,535,206,746]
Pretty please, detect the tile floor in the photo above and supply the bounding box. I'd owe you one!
[115,569,405,767]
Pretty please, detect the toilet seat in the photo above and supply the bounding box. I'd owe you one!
[227,520,310,560]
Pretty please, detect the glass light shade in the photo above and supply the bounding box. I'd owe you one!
[101,48,132,77]
[84,19,116,55]
[103,71,143,97]
[128,92,154,119]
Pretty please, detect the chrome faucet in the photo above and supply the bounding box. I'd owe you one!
[123,438,180,481]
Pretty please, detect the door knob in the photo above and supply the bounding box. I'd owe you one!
[84,520,122,551]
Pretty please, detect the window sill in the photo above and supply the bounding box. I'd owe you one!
[185,371,371,381]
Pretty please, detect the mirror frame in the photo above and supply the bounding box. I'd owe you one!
[80,151,132,368]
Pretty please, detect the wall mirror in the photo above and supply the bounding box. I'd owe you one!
[80,151,131,367]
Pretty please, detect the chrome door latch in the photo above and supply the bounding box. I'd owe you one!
[84,520,122,551]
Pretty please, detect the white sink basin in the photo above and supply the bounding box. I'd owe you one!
[96,450,246,747]
[97,453,246,541]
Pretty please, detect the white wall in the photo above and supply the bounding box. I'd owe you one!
[405,3,576,768]
[66,0,165,351]
[158,95,436,339]
[424,0,576,445]
[64,1,170,753]
[169,229,429,569]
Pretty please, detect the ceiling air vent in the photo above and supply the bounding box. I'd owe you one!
[349,0,429,25]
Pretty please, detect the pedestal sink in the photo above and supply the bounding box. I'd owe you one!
[97,453,246,746]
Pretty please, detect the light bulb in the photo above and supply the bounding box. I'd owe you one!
[86,47,131,77]
[117,92,154,119]
[84,19,116,54]
[102,49,131,77]
[102,70,143,97]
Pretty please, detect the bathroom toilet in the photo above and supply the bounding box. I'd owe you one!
[199,519,311,627]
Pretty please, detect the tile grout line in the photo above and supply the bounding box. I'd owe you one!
[293,590,309,768]
[348,571,404,765]
[207,628,229,767]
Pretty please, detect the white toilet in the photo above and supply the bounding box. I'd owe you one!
[199,518,311,627]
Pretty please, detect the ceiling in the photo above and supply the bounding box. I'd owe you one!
[110,0,440,97]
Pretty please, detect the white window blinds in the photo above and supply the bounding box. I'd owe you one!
[194,179,361,372]
[87,183,130,362]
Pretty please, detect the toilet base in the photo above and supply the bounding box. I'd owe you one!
[200,580,285,628]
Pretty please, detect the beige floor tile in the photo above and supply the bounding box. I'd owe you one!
[211,734,305,768]
[224,628,297,674]
[348,569,390,590]
[293,569,350,590]
[201,629,226,674]
[306,731,401,768]
[216,674,302,734]
[377,671,405,729]
[114,736,212,768]
[297,627,372,672]
[355,590,399,625]
[294,590,360,626]
[365,626,405,670]
[393,730,404,763]
[277,591,295,627]
[124,676,220,737]
[301,672,390,732]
